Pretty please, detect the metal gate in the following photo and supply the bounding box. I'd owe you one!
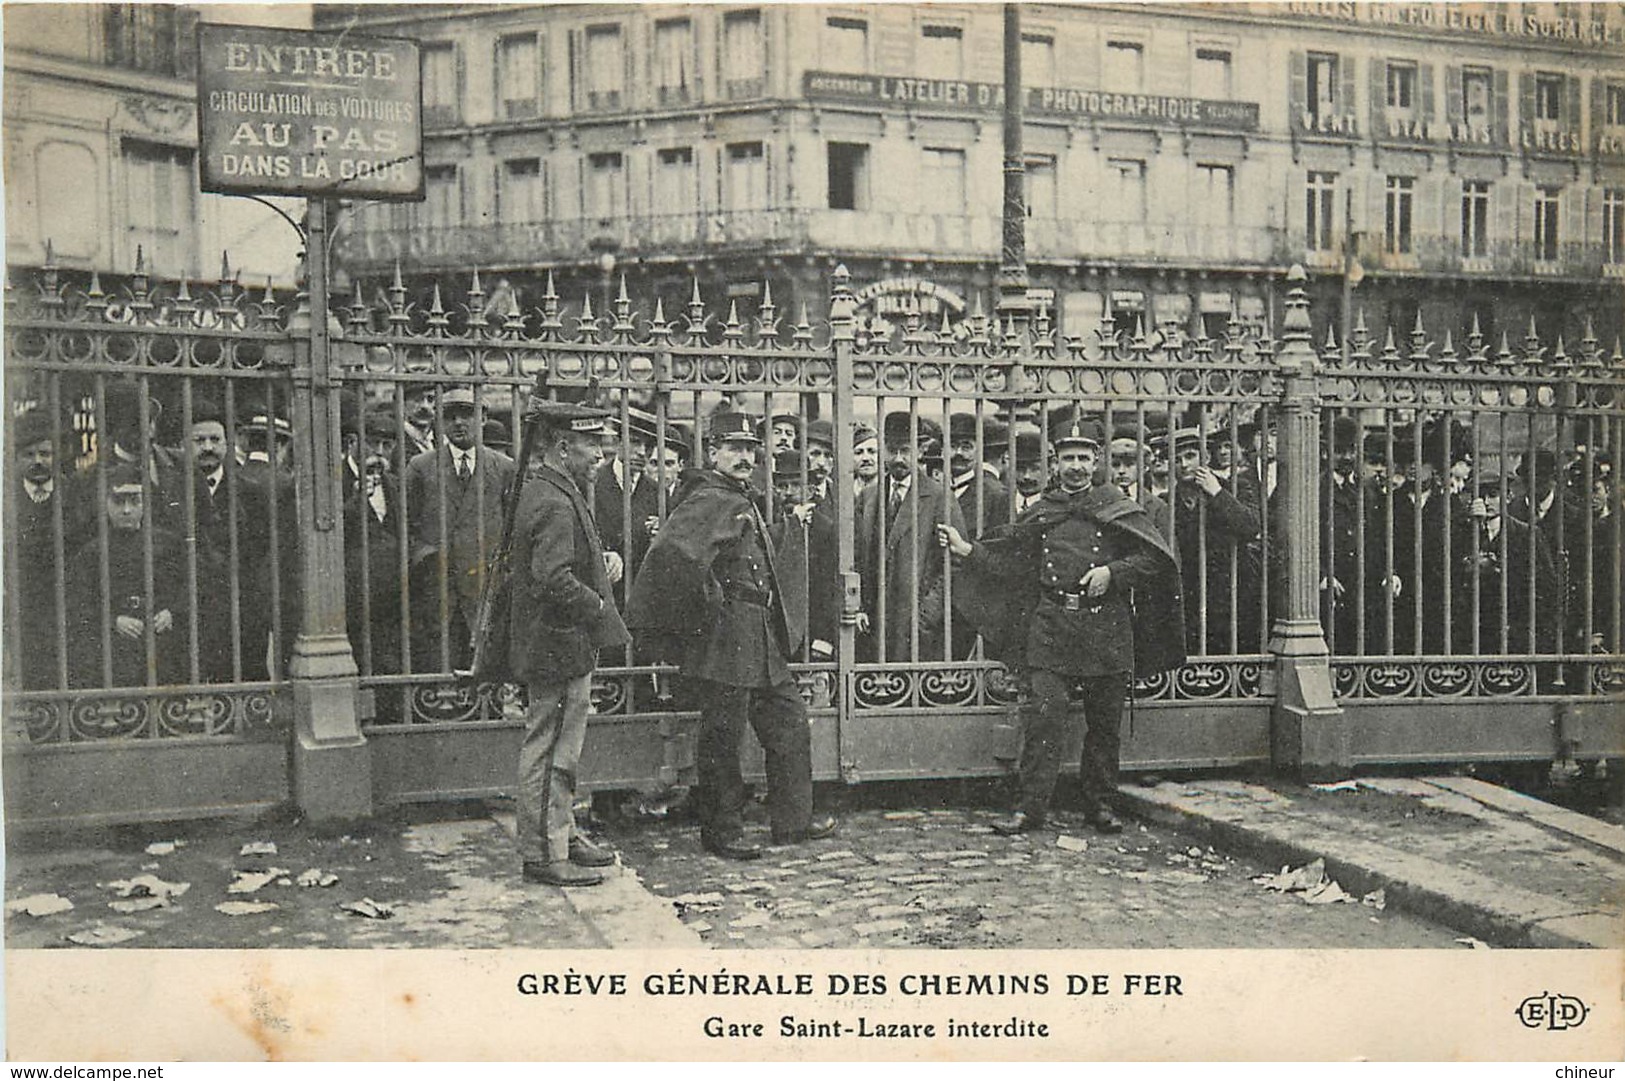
[4,254,1622,828]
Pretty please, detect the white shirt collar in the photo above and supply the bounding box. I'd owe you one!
[23,478,52,503]
[612,458,626,488]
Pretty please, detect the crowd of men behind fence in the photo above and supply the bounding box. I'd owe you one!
[5,376,1621,706]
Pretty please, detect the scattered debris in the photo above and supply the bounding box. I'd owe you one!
[671,891,725,908]
[227,869,290,895]
[296,869,339,888]
[6,893,74,918]
[66,925,142,946]
[1055,835,1089,853]
[239,841,278,857]
[1454,937,1490,950]
[728,911,772,929]
[1302,879,1354,905]
[216,901,279,916]
[338,898,395,919]
[144,840,186,856]
[1252,858,1358,904]
[101,875,190,901]
[1361,889,1387,911]
[1311,780,1360,793]
[1186,846,1203,858]
[109,897,169,914]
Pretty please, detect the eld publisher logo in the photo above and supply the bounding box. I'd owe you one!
[1517,992,1590,1031]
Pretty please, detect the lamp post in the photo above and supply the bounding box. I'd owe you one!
[997,3,1032,326]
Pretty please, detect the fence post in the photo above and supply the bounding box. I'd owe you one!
[1267,265,1349,779]
[287,199,371,820]
[829,264,859,782]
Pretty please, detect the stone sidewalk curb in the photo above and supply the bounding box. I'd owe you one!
[1116,780,1620,949]
[488,810,707,949]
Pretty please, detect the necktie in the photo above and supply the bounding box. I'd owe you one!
[456,455,470,480]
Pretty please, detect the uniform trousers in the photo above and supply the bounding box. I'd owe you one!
[692,677,813,844]
[1018,667,1127,818]
[518,674,593,864]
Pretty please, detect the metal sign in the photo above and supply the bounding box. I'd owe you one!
[197,24,423,200]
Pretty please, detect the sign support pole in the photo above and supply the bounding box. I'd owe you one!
[288,197,371,821]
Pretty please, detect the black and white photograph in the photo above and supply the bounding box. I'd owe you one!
[3,0,1623,1064]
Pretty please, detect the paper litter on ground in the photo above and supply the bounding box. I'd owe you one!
[6,893,74,918]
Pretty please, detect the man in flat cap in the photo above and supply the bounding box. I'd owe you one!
[8,409,68,689]
[855,412,966,662]
[1164,426,1262,655]
[626,412,836,860]
[1107,425,1172,539]
[405,386,516,672]
[506,400,629,887]
[851,422,880,501]
[940,415,1184,835]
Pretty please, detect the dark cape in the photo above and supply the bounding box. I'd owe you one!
[951,484,1187,679]
[624,469,808,660]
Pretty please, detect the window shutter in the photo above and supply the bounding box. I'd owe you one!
[1289,50,1307,121]
[1566,185,1585,260]
[1369,57,1386,134]
[577,155,586,217]
[543,160,553,220]
[1367,175,1386,254]
[1566,75,1582,130]
[1340,54,1358,125]
[1585,184,1604,250]
[1493,68,1509,142]
[1518,72,1534,133]
[1445,66,1463,127]
[1419,63,1435,125]
[1592,78,1607,131]
[1495,181,1519,247]
[568,28,582,111]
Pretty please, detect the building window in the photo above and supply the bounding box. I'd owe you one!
[922,147,967,216]
[1534,187,1561,262]
[1604,188,1625,264]
[103,5,197,78]
[1306,171,1338,252]
[827,143,869,211]
[654,18,695,105]
[654,147,697,213]
[1106,158,1147,221]
[422,43,458,126]
[1462,66,1493,127]
[1307,52,1339,121]
[497,33,541,119]
[919,23,964,80]
[1195,164,1234,230]
[585,24,624,110]
[424,165,460,229]
[1025,155,1057,219]
[499,159,543,224]
[725,141,767,210]
[586,151,625,221]
[1385,60,1417,115]
[824,15,867,72]
[1607,84,1625,126]
[1534,72,1564,122]
[722,10,764,100]
[1193,47,1232,99]
[123,140,194,274]
[1104,40,1144,91]
[1461,181,1490,258]
[1021,33,1056,87]
[1384,176,1414,255]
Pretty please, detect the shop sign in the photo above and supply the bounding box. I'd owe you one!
[197,24,423,200]
[804,71,1259,131]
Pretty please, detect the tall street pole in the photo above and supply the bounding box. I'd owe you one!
[998,3,1032,324]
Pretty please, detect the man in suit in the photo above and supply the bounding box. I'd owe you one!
[8,409,68,690]
[855,412,967,663]
[947,413,1010,535]
[626,412,836,861]
[595,406,658,607]
[343,406,408,690]
[1163,427,1262,655]
[1321,416,1367,655]
[851,422,880,500]
[941,415,1184,835]
[65,461,188,689]
[1001,425,1048,516]
[404,386,517,673]
[1452,470,1562,656]
[505,400,629,887]
[1107,426,1172,539]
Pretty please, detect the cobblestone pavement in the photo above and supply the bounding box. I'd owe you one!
[607,802,1468,949]
[5,808,604,949]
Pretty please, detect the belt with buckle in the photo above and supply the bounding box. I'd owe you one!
[1047,590,1100,613]
[725,587,773,608]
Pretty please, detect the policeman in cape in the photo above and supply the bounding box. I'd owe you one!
[937,413,1185,835]
[625,412,837,860]
[504,398,629,887]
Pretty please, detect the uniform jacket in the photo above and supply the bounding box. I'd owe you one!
[10,479,66,689]
[506,465,629,683]
[855,469,967,659]
[65,526,190,689]
[625,469,807,687]
[953,470,1011,535]
[404,443,516,630]
[594,459,667,604]
[952,484,1186,680]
